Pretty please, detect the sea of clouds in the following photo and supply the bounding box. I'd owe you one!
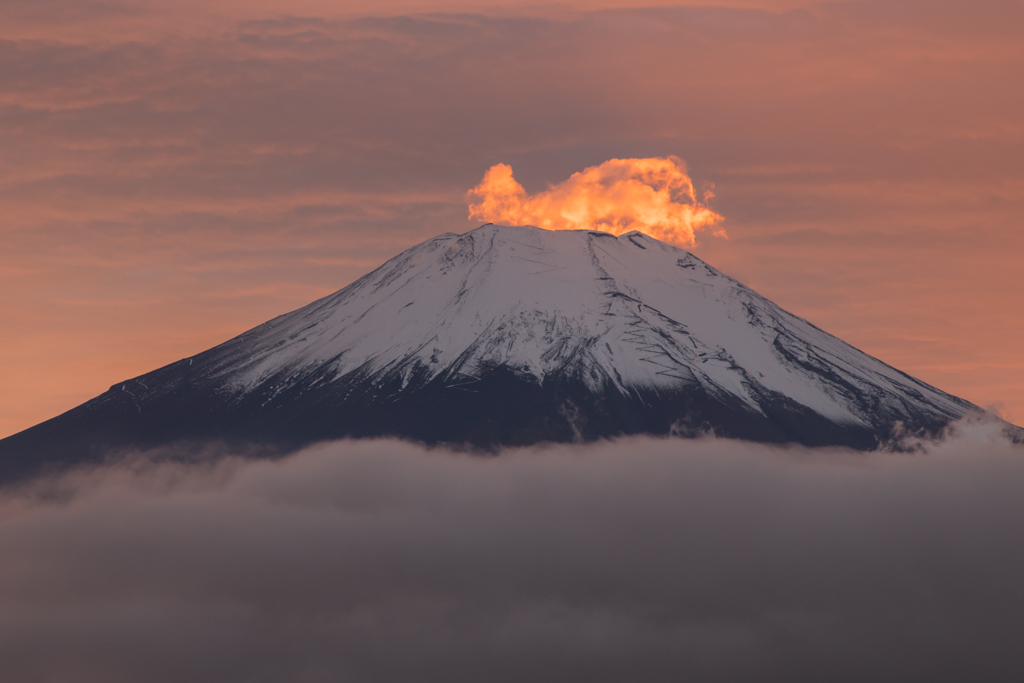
[2,423,1023,682]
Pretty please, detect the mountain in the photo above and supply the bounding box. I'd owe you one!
[0,224,1015,481]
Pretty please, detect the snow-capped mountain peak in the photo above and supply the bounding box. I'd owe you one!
[1,223,1012,482]
[212,224,968,431]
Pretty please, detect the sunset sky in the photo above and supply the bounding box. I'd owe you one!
[2,0,1022,438]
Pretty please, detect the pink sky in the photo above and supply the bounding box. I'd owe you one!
[1,0,1022,437]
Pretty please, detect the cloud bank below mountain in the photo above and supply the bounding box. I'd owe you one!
[3,427,1023,682]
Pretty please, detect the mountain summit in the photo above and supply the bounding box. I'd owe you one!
[0,224,1011,480]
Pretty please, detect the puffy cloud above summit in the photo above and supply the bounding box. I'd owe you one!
[466,157,724,246]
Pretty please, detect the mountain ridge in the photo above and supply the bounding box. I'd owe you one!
[1,224,1017,481]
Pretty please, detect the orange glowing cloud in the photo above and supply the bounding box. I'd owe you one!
[466,157,724,246]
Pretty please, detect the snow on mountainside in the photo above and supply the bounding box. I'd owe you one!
[1,223,1015,482]
[203,223,970,430]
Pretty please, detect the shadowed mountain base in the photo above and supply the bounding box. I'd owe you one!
[0,364,932,484]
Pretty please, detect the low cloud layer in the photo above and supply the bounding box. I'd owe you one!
[466,157,723,246]
[2,429,1024,682]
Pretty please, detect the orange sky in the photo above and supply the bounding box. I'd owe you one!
[1,0,1022,437]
